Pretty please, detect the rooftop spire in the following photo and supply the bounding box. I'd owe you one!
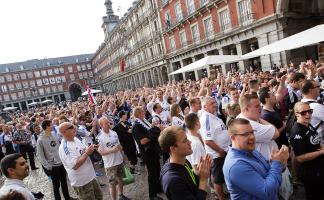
[104,0,114,16]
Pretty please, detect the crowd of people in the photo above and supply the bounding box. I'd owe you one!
[0,59,324,200]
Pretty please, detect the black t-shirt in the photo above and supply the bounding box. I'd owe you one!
[290,123,324,180]
[261,108,288,147]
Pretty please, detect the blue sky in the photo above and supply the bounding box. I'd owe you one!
[0,0,134,64]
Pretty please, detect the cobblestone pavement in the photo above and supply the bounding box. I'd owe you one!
[0,159,306,200]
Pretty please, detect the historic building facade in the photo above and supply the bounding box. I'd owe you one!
[159,0,324,80]
[0,54,94,110]
[92,0,169,94]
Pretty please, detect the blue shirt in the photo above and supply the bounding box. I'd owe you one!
[223,147,283,200]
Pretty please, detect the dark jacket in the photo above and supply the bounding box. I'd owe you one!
[160,160,207,200]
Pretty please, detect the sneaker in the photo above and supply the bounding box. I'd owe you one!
[119,194,131,200]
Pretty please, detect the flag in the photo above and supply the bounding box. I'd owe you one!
[86,83,97,105]
[120,58,125,72]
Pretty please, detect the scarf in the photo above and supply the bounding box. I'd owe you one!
[135,118,151,130]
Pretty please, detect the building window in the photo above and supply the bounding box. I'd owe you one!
[27,72,33,79]
[18,92,24,98]
[219,8,231,31]
[83,72,88,79]
[20,73,26,80]
[179,31,187,47]
[34,71,40,78]
[43,78,49,85]
[52,86,57,93]
[41,70,47,77]
[191,24,200,42]
[78,73,84,79]
[5,74,12,82]
[81,64,86,71]
[4,94,10,101]
[201,0,208,6]
[88,71,93,77]
[58,85,63,91]
[38,88,44,95]
[45,87,51,94]
[11,93,17,100]
[87,64,92,69]
[68,66,73,73]
[15,82,22,90]
[56,77,62,83]
[59,67,64,73]
[25,90,31,97]
[237,0,252,24]
[169,36,176,51]
[36,79,43,86]
[1,85,8,93]
[77,65,81,71]
[165,10,171,27]
[0,76,4,83]
[47,69,53,75]
[32,90,38,96]
[186,0,195,14]
[13,74,20,81]
[54,68,60,74]
[203,17,213,38]
[175,3,183,21]
[29,80,35,87]
[49,78,55,84]
[8,84,15,91]
[22,81,29,88]
[61,76,66,82]
[70,74,75,81]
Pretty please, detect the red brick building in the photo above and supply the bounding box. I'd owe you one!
[0,54,94,110]
[158,0,324,80]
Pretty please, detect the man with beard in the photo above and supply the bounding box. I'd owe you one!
[0,153,35,200]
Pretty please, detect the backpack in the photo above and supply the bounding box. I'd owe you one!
[286,101,323,138]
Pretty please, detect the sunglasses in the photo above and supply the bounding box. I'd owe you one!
[296,109,313,116]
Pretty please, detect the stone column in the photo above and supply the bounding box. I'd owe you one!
[204,53,211,78]
[191,57,199,81]
[257,34,272,71]
[236,42,249,72]
[179,60,186,80]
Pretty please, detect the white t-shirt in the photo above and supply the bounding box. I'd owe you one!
[236,113,278,160]
[97,130,123,168]
[58,138,96,187]
[78,125,92,145]
[0,179,35,200]
[186,133,206,166]
[199,111,230,159]
[301,99,324,137]
[172,116,185,127]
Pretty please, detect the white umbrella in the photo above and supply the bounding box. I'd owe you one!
[242,24,324,58]
[82,89,103,96]
[28,102,39,106]
[169,55,247,75]
[41,99,53,104]
[3,107,18,111]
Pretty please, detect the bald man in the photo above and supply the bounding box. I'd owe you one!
[58,122,103,200]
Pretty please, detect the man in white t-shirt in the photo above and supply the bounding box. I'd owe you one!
[236,93,279,160]
[58,122,103,200]
[97,117,130,200]
[199,96,230,200]
[184,113,206,173]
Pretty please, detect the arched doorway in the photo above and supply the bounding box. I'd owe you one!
[69,83,82,102]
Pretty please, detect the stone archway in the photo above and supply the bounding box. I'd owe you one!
[161,66,169,84]
[69,83,82,102]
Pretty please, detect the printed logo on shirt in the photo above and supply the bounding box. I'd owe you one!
[106,140,118,148]
[79,148,85,155]
[221,124,227,131]
[310,134,321,145]
[50,141,56,147]
[294,134,302,140]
